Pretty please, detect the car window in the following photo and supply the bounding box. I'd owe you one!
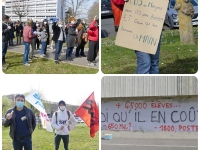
[170,0,198,8]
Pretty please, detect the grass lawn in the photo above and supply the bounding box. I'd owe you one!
[3,51,98,74]
[101,27,198,74]
[2,124,99,150]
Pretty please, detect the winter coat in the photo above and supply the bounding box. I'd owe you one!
[4,106,36,140]
[23,25,36,43]
[40,23,50,45]
[40,30,48,42]
[88,20,98,42]
[65,23,78,48]
[52,22,65,43]
[2,22,10,42]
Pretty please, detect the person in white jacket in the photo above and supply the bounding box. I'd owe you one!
[52,100,76,150]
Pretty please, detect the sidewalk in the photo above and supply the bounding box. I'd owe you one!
[7,44,99,69]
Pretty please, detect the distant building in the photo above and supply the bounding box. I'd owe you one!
[2,0,5,14]
[5,0,66,22]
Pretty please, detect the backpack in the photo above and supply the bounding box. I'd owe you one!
[55,110,70,124]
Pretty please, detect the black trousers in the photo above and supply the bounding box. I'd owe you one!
[54,134,69,150]
[87,40,98,62]
[16,32,21,44]
[44,43,47,54]
[75,45,85,57]
[35,38,40,49]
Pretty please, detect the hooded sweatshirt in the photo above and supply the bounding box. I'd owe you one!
[51,108,76,135]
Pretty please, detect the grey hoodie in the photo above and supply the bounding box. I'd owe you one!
[40,30,48,42]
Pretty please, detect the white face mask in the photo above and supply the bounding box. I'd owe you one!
[50,21,53,24]
[44,22,47,24]
[36,24,39,26]
[71,21,75,24]
[60,106,65,111]
[58,24,63,27]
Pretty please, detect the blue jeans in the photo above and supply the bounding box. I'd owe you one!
[9,38,14,45]
[55,134,69,150]
[2,42,8,64]
[40,42,47,55]
[55,40,63,61]
[13,137,32,150]
[66,47,74,59]
[23,42,30,64]
[135,38,161,74]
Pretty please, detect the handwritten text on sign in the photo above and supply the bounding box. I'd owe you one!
[115,0,168,54]
[101,100,198,132]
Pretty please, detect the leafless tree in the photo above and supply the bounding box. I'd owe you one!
[65,0,88,18]
[87,0,99,23]
[12,0,28,22]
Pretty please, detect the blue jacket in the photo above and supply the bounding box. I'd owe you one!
[4,106,36,140]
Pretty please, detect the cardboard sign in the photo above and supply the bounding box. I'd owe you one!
[115,0,168,54]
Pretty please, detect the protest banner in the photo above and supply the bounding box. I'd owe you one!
[115,0,169,54]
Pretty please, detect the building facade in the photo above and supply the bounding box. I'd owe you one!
[5,0,66,22]
[101,76,198,132]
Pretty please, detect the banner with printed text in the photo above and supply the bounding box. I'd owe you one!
[101,100,198,132]
[115,0,169,54]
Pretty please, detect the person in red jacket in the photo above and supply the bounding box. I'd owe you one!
[23,19,36,66]
[87,16,99,66]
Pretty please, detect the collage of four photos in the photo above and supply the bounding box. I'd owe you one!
[1,0,199,149]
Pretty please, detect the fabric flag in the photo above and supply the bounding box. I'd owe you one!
[75,92,99,138]
[25,91,53,132]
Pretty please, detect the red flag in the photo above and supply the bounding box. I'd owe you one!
[75,92,99,138]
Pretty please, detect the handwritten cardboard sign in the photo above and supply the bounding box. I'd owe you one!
[115,0,168,54]
[101,100,198,132]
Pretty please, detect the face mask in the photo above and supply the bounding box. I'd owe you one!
[36,24,39,26]
[71,21,75,24]
[58,25,63,27]
[43,30,46,31]
[16,101,24,109]
[50,21,53,24]
[44,22,47,24]
[60,106,65,111]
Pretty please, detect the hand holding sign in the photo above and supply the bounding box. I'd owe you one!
[6,110,14,120]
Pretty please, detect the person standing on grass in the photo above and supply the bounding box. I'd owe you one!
[4,94,36,150]
[41,19,50,55]
[23,19,36,66]
[52,100,76,150]
[49,18,54,49]
[2,14,11,70]
[29,19,37,59]
[124,0,161,74]
[52,21,65,64]
[15,20,23,45]
[87,16,99,66]
[40,25,48,57]
[9,20,15,46]
[35,21,41,50]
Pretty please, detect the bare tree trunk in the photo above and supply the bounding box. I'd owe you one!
[175,0,195,44]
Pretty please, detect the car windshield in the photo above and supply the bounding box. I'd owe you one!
[170,0,198,8]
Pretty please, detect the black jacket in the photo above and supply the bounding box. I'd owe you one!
[15,24,23,33]
[52,22,65,43]
[4,106,36,140]
[2,23,10,42]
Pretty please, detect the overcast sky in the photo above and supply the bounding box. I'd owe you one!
[2,75,100,106]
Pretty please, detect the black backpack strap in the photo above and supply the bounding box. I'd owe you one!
[55,111,58,124]
[67,111,70,120]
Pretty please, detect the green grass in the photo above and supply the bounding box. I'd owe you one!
[2,124,99,150]
[101,27,198,74]
[3,51,98,74]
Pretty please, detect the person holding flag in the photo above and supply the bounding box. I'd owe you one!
[4,94,36,150]
[52,100,76,150]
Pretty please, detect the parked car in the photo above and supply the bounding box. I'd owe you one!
[2,118,6,125]
[101,0,113,17]
[164,0,198,29]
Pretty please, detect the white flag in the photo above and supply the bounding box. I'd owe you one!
[25,91,53,132]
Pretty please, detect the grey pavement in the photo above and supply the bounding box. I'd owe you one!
[7,43,99,69]
[101,131,198,150]
[101,17,170,38]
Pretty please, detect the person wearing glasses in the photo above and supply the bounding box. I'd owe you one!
[4,94,36,150]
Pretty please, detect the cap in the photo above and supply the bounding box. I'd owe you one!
[58,100,66,106]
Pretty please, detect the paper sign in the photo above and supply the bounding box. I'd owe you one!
[115,0,168,54]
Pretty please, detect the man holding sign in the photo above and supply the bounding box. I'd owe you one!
[115,0,168,74]
[4,94,36,150]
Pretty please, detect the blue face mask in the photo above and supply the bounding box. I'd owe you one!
[16,101,24,108]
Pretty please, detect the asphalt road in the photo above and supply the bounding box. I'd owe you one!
[101,17,170,38]
[101,138,198,150]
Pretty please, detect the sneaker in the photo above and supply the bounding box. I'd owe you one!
[40,55,44,58]
[88,63,95,66]
[2,65,7,70]
[42,54,46,57]
[24,63,30,66]
[55,61,59,64]
[33,56,38,59]
[27,60,32,63]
